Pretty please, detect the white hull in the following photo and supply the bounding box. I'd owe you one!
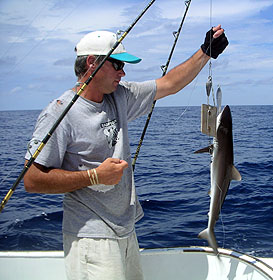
[0,247,272,280]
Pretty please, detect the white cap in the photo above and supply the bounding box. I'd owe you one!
[75,31,141,64]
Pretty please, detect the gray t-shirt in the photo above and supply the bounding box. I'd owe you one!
[25,80,156,239]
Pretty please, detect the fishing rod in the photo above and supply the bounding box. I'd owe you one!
[132,0,192,171]
[0,0,156,213]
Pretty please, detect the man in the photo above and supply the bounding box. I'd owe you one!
[24,25,228,279]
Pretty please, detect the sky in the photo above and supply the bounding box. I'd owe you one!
[0,0,272,111]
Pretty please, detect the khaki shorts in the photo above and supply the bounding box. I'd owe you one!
[63,231,144,280]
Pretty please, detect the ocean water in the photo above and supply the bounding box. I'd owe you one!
[0,105,272,257]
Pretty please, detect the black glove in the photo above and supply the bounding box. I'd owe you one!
[201,28,229,59]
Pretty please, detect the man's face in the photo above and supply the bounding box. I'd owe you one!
[94,58,126,94]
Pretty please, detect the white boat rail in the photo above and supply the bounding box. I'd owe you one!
[0,246,272,280]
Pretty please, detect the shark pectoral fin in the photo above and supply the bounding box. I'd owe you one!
[194,145,213,154]
[231,165,242,181]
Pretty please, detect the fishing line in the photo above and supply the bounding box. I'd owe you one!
[0,0,156,213]
[0,1,50,61]
[150,35,216,140]
[132,0,192,171]
[219,210,226,249]
[149,0,223,142]
[0,159,22,188]
[0,139,37,190]
[216,182,226,250]
[206,0,214,106]
[163,53,210,137]
[209,0,213,53]
[73,42,118,88]
[207,0,227,248]
[4,0,86,76]
[73,26,140,90]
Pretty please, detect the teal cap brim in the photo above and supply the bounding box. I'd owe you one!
[110,52,141,64]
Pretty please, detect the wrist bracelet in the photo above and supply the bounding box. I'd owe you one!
[87,169,94,185]
[92,169,99,185]
[87,169,99,185]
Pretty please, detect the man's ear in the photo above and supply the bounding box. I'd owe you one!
[86,55,96,69]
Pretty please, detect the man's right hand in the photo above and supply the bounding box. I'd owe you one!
[95,158,128,185]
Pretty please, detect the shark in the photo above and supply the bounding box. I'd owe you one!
[195,105,242,254]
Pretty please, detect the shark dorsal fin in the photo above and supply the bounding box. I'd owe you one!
[231,165,242,181]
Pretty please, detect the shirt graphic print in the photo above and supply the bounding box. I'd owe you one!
[101,119,119,148]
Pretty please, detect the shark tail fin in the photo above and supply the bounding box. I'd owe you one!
[198,228,219,255]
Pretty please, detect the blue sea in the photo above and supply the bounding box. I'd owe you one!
[0,105,272,257]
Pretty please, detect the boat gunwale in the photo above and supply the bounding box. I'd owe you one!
[0,246,272,279]
[140,246,273,279]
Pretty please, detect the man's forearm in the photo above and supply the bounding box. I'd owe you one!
[155,48,210,100]
[24,162,90,194]
[24,158,129,194]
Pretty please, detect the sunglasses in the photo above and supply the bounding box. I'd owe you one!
[107,57,125,71]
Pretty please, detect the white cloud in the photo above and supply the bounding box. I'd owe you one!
[0,0,273,110]
[10,86,22,94]
[161,0,273,19]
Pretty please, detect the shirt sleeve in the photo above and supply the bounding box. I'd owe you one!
[25,103,69,169]
[120,80,157,122]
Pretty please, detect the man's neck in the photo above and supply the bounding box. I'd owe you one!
[73,79,104,103]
